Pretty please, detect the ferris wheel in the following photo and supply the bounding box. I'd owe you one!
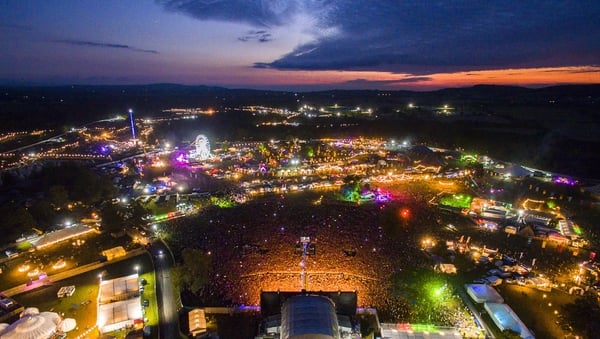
[193,134,211,160]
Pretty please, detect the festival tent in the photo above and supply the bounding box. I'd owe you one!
[0,311,61,339]
[409,145,433,155]
[101,246,127,261]
[484,303,534,339]
[465,284,504,303]
[32,224,95,249]
[492,163,532,177]
[20,307,39,317]
[59,318,77,332]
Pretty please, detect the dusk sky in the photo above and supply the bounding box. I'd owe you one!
[1,0,599,90]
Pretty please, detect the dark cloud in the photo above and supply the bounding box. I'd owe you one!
[55,39,159,54]
[158,0,309,28]
[238,30,273,43]
[158,0,600,74]
[345,77,432,85]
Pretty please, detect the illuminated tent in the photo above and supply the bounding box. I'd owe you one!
[484,303,534,339]
[492,163,532,177]
[20,307,40,317]
[59,318,77,332]
[0,311,61,339]
[101,246,127,261]
[465,284,504,303]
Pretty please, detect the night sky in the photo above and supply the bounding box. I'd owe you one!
[1,0,599,90]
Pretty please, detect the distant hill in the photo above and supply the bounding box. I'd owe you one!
[0,83,598,130]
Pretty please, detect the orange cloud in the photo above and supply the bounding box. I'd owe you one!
[220,65,600,89]
[418,66,600,88]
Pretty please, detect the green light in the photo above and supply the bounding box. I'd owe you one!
[412,323,438,332]
[153,214,168,221]
[210,196,236,208]
[460,154,477,163]
[439,193,472,209]
[16,241,32,251]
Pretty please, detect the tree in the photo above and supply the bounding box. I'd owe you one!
[127,201,150,227]
[30,200,56,227]
[174,248,212,295]
[562,296,600,337]
[100,203,124,233]
[47,185,69,208]
[0,204,36,241]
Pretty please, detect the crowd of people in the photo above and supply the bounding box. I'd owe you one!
[164,180,478,324]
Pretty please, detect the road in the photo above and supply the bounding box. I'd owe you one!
[150,240,184,339]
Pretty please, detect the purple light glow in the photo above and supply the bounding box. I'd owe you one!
[175,152,188,164]
[553,176,577,186]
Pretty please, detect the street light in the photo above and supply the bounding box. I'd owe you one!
[176,185,184,203]
[134,265,139,275]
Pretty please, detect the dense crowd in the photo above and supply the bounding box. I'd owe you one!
[165,183,474,323]
[163,175,586,329]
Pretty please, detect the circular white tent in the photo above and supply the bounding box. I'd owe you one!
[20,307,40,317]
[59,318,77,332]
[0,311,61,339]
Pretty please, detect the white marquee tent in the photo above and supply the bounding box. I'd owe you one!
[0,310,61,339]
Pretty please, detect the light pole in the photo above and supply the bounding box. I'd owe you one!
[176,185,183,203]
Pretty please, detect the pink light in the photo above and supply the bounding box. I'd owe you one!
[175,153,188,164]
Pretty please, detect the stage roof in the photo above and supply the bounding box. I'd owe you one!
[466,284,504,303]
[281,295,338,339]
[484,303,534,339]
